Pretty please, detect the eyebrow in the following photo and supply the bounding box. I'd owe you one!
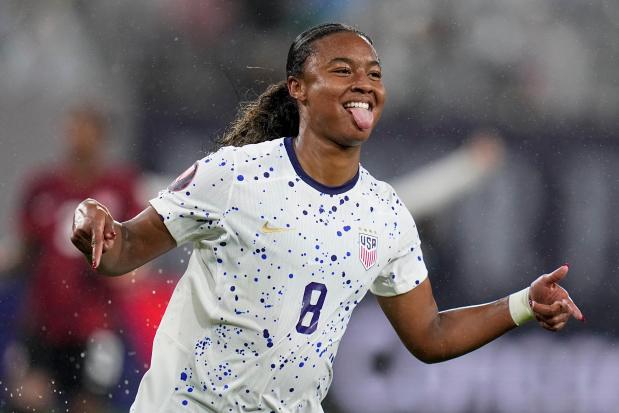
[328,57,381,67]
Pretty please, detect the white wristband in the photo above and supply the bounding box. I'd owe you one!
[508,287,534,326]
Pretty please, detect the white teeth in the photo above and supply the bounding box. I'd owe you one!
[344,102,370,110]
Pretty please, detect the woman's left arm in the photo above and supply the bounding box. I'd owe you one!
[377,265,583,364]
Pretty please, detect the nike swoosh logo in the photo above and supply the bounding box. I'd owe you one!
[260,221,292,234]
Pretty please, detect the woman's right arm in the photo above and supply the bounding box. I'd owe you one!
[71,198,176,276]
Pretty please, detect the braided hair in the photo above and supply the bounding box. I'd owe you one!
[216,23,373,148]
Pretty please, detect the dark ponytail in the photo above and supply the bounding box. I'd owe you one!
[217,81,299,148]
[216,23,373,148]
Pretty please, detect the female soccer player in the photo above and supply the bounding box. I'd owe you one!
[71,23,583,413]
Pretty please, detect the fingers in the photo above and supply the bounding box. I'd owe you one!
[540,306,570,325]
[98,203,116,240]
[536,309,568,331]
[70,226,91,255]
[540,264,585,322]
[538,319,567,332]
[532,299,579,332]
[92,216,105,269]
[103,217,117,241]
[70,199,117,269]
[91,207,118,269]
[530,264,585,329]
[531,300,563,318]
[544,265,569,284]
[564,297,585,322]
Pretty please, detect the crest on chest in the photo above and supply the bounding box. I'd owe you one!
[359,229,378,270]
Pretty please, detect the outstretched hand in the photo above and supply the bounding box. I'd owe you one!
[529,265,584,331]
[70,198,117,269]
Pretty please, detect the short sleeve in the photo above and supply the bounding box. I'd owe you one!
[370,205,428,297]
[149,147,236,246]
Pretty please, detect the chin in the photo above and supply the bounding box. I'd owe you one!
[334,130,371,148]
[350,124,375,142]
[323,118,376,148]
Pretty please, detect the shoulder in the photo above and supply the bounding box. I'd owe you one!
[226,138,285,162]
[217,138,287,176]
[178,139,285,187]
[360,167,403,204]
[201,139,283,165]
[360,166,412,219]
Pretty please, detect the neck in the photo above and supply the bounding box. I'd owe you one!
[293,127,361,187]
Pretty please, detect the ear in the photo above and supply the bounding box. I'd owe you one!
[287,75,306,103]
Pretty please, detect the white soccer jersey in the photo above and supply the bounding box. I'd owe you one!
[132,137,428,412]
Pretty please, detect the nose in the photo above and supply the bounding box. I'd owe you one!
[351,70,373,94]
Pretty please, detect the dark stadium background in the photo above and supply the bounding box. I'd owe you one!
[0,1,618,412]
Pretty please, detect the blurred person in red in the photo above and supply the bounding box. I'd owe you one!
[5,105,143,412]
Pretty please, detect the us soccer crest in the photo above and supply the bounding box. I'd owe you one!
[359,230,378,270]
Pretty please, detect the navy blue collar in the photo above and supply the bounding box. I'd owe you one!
[284,137,359,195]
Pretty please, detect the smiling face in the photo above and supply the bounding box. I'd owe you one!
[288,31,386,147]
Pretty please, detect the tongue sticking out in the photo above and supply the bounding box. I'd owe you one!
[348,107,374,130]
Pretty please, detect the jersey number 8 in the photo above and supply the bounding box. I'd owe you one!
[295,282,327,335]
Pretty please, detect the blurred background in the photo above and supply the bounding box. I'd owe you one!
[0,0,618,412]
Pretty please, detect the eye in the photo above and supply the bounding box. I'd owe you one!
[333,67,352,75]
[369,70,382,80]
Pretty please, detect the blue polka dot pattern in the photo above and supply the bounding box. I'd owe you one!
[141,138,428,412]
